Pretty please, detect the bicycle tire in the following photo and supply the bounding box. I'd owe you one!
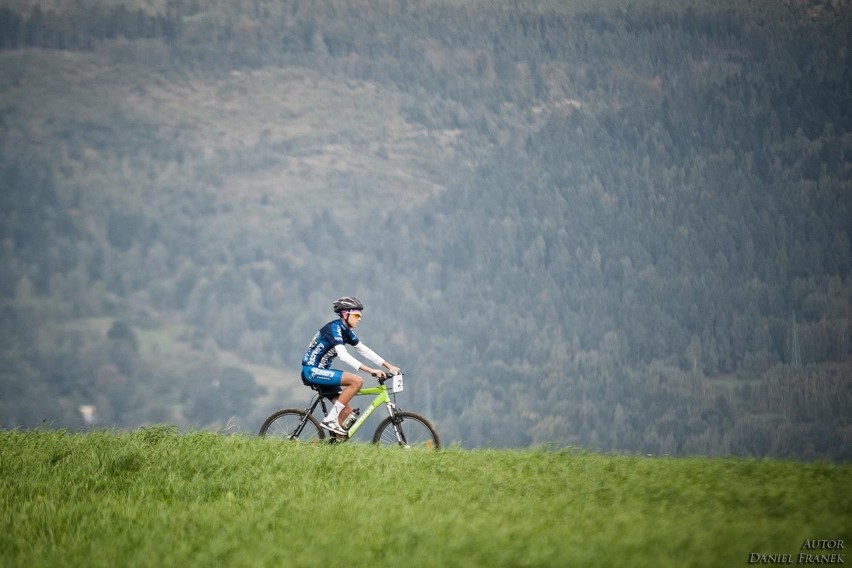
[372,411,441,449]
[258,409,325,443]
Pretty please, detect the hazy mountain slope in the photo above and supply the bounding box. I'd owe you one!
[1,0,849,458]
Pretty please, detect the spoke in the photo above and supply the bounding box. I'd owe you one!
[375,413,439,449]
[260,410,323,443]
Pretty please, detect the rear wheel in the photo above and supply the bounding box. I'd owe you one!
[372,411,440,449]
[258,409,325,443]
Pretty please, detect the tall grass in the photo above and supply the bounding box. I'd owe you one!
[1,428,849,567]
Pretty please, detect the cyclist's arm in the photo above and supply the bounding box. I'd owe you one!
[333,344,391,377]
[356,343,400,375]
[353,342,385,366]
[333,344,364,371]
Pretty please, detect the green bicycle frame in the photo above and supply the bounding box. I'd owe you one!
[343,383,394,439]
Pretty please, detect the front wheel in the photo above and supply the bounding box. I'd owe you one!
[372,411,440,449]
[258,409,325,443]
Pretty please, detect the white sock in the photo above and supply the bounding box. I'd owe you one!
[327,401,345,422]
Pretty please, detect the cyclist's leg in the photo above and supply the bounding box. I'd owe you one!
[302,366,343,417]
[336,371,363,424]
[303,366,361,428]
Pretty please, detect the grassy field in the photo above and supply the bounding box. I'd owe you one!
[1,428,849,568]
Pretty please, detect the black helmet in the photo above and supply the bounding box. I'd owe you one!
[333,296,364,314]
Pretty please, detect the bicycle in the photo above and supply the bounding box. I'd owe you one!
[258,372,440,449]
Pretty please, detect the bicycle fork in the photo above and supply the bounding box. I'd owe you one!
[385,401,409,447]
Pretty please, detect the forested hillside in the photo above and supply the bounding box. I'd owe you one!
[1,0,850,459]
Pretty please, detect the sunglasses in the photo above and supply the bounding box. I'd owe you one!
[347,312,363,320]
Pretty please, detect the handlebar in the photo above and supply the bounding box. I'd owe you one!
[378,370,402,385]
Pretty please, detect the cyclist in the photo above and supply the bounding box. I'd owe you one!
[301,296,400,435]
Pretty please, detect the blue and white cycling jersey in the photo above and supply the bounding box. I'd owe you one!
[301,318,386,387]
[302,319,360,370]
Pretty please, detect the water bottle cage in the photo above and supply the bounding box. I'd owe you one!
[342,408,360,430]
